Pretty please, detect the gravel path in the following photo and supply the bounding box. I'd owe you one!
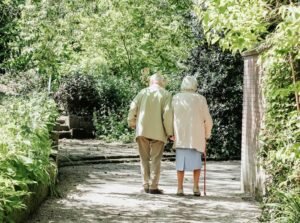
[25,140,260,223]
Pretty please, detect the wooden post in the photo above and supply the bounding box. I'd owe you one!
[241,50,266,198]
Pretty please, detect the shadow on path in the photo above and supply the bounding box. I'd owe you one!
[26,162,260,223]
[26,140,260,223]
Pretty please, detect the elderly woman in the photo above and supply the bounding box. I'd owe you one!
[172,76,213,196]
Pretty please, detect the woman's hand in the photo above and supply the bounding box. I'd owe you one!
[169,136,176,141]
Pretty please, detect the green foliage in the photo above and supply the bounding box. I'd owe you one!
[95,77,136,113]
[0,70,46,94]
[0,0,24,73]
[194,0,300,58]
[93,106,134,143]
[194,0,300,221]
[0,93,58,222]
[194,0,269,53]
[4,0,195,85]
[259,61,300,222]
[266,190,300,223]
[93,76,138,142]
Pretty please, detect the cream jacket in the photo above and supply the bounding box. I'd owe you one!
[127,85,173,143]
[172,91,213,153]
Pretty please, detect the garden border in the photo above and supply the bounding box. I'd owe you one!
[8,160,58,223]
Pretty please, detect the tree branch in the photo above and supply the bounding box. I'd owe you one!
[289,53,300,112]
[121,34,134,78]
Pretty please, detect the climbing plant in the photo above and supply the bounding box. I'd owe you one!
[194,0,300,221]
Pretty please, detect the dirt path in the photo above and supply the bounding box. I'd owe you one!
[26,140,260,223]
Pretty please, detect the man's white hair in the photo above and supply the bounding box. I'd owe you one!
[181,76,198,91]
[149,73,166,87]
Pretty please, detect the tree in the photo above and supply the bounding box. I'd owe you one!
[4,0,195,86]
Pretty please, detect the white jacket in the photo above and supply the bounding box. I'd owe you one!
[172,91,213,153]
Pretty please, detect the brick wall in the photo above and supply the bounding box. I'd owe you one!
[241,50,266,198]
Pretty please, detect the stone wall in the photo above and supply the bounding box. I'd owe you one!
[241,50,266,198]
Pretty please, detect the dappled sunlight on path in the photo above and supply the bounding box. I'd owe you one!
[26,160,260,223]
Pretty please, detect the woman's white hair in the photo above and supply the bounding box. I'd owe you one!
[149,73,166,87]
[181,76,198,91]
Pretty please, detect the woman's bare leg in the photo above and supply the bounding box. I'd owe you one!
[177,171,185,191]
[193,169,201,192]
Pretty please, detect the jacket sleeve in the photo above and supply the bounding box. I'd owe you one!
[127,92,142,128]
[163,92,174,137]
[203,97,213,139]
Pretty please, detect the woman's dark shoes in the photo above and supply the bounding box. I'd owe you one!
[176,188,184,196]
[193,191,201,196]
[149,188,164,194]
[193,187,201,197]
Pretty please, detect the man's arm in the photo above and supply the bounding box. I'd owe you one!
[163,93,174,137]
[127,92,142,128]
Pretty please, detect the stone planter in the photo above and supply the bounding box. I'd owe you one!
[68,115,95,139]
[69,114,94,131]
[55,115,95,139]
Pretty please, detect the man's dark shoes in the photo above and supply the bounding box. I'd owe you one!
[149,188,164,194]
[144,188,150,193]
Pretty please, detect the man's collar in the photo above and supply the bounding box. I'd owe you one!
[149,83,162,89]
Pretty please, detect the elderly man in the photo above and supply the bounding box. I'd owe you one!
[128,73,173,194]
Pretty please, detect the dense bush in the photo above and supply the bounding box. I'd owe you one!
[0,0,23,73]
[54,73,101,115]
[259,60,300,222]
[95,77,135,114]
[0,93,58,222]
[93,76,139,142]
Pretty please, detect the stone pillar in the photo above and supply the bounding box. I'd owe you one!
[241,50,266,198]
